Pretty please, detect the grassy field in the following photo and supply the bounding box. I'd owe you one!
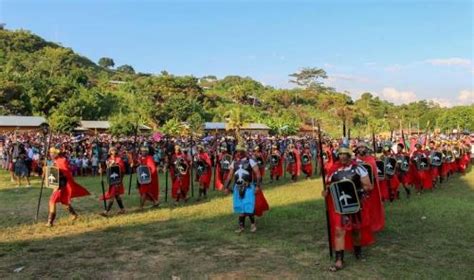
[0,165,473,279]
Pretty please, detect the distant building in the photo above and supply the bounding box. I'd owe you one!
[203,122,270,135]
[0,116,46,132]
[75,120,151,134]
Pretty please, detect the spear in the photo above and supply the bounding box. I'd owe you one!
[317,122,333,258]
[128,123,139,195]
[165,137,169,202]
[35,123,51,223]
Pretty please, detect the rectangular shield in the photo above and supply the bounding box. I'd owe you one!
[45,166,66,188]
[137,165,152,185]
[384,157,397,176]
[430,152,443,167]
[376,160,385,180]
[107,165,122,186]
[417,157,430,171]
[329,179,361,214]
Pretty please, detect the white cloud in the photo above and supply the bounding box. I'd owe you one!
[425,57,471,67]
[458,89,474,104]
[379,87,418,104]
[430,98,453,108]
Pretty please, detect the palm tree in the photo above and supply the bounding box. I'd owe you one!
[224,106,247,143]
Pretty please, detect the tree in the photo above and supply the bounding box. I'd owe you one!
[289,67,327,88]
[161,118,185,136]
[225,106,247,142]
[116,64,135,74]
[98,57,115,68]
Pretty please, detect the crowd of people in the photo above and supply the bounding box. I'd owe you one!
[1,128,473,271]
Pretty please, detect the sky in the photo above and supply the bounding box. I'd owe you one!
[1,0,473,106]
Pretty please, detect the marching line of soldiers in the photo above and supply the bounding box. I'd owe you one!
[321,136,472,271]
[31,131,473,251]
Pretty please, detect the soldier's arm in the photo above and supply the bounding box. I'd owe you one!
[361,175,373,192]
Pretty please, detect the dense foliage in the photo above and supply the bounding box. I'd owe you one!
[1,29,472,136]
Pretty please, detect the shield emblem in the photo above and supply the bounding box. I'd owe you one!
[417,157,430,171]
[329,179,361,214]
[287,152,295,164]
[360,162,374,185]
[270,154,280,167]
[302,154,311,165]
[430,152,443,167]
[376,160,385,180]
[384,157,397,177]
[196,160,206,176]
[397,155,410,172]
[136,165,152,185]
[45,166,67,188]
[220,154,232,171]
[256,156,264,168]
[107,165,122,186]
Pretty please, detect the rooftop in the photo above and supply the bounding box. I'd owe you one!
[0,116,46,127]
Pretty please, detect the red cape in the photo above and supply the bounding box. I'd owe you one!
[50,157,90,205]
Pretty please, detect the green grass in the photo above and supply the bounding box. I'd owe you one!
[0,166,473,279]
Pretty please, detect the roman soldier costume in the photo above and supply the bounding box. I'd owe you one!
[325,146,374,272]
[225,144,268,233]
[137,146,159,209]
[196,145,212,200]
[285,144,301,181]
[215,145,232,190]
[269,144,283,182]
[100,146,126,216]
[46,147,90,227]
[301,144,313,178]
[170,145,191,203]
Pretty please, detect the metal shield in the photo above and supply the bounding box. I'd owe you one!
[417,157,430,171]
[360,162,374,185]
[384,157,397,176]
[301,154,311,165]
[329,179,361,214]
[45,166,67,188]
[107,165,122,186]
[430,152,443,167]
[136,165,152,185]
[376,160,385,180]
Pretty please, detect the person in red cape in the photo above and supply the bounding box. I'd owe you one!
[395,143,412,198]
[353,142,385,232]
[215,145,231,190]
[269,144,283,182]
[224,144,268,233]
[301,143,313,179]
[285,143,301,181]
[99,147,126,216]
[412,143,432,193]
[321,142,335,175]
[322,146,374,272]
[428,141,441,186]
[380,144,400,201]
[252,146,267,178]
[46,147,90,227]
[196,145,212,200]
[170,145,191,204]
[137,146,159,209]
